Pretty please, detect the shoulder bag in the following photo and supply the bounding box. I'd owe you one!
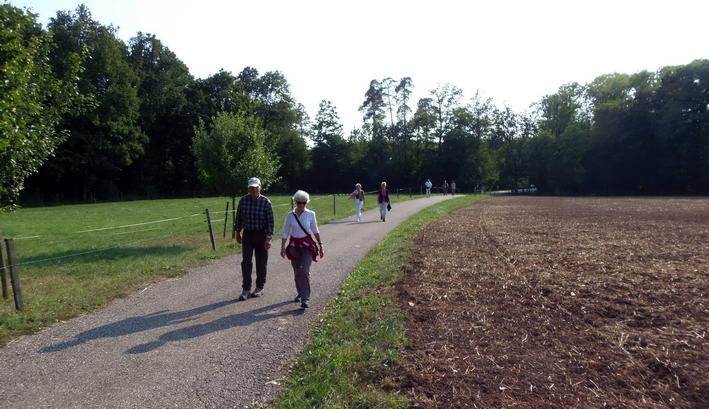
[286,211,320,259]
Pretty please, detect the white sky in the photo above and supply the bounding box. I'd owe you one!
[9,0,709,132]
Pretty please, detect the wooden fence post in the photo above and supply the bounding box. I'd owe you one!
[222,201,229,238]
[4,238,23,311]
[333,194,336,216]
[205,209,216,251]
[0,231,7,300]
[291,197,294,209]
[410,187,412,198]
[231,197,236,239]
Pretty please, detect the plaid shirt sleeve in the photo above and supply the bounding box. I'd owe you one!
[235,196,245,233]
[264,198,274,236]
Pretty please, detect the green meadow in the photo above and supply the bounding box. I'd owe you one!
[0,192,424,345]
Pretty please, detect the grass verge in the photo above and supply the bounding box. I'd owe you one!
[271,194,485,409]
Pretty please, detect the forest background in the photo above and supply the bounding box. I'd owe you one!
[2,4,708,211]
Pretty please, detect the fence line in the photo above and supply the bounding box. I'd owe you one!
[109,227,162,235]
[9,195,375,239]
[2,192,426,269]
[73,214,201,234]
[7,230,197,269]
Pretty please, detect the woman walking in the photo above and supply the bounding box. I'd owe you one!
[280,190,324,309]
[377,181,391,222]
[349,183,366,222]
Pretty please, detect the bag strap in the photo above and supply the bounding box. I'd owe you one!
[292,211,319,251]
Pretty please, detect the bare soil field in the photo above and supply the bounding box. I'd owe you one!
[396,196,708,408]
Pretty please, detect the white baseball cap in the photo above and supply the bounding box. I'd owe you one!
[247,177,261,187]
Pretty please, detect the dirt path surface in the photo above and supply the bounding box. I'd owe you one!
[397,196,708,408]
[0,195,454,409]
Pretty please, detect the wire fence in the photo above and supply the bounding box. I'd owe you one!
[0,188,438,271]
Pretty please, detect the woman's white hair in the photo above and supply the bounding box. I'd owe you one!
[292,190,310,203]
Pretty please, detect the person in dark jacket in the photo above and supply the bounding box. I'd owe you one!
[377,181,390,222]
[235,177,274,301]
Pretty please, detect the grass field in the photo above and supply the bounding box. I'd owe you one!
[0,191,425,345]
[271,194,484,408]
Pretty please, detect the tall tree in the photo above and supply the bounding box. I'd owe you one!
[381,77,396,127]
[194,69,251,120]
[395,77,414,124]
[537,82,590,137]
[236,67,309,191]
[359,79,386,137]
[192,112,280,196]
[0,4,84,209]
[530,82,592,193]
[311,100,343,145]
[38,5,145,201]
[411,97,437,146]
[126,32,198,196]
[430,84,463,144]
[654,60,709,193]
[309,100,349,191]
[441,97,496,191]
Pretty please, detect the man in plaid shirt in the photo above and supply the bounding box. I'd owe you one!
[235,177,275,300]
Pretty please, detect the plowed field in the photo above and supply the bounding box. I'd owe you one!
[397,196,708,409]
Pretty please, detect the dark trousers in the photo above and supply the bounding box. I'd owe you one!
[241,231,268,291]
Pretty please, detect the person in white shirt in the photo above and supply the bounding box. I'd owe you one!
[349,183,366,222]
[280,190,324,309]
[424,179,433,197]
[450,180,457,195]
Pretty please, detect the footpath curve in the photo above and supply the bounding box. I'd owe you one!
[0,195,455,408]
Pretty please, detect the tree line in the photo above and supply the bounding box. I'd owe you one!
[2,4,707,210]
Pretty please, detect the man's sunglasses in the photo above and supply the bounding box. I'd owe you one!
[296,201,307,205]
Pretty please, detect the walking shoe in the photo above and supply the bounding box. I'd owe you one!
[300,300,309,309]
[251,288,264,297]
[294,295,302,303]
[238,290,250,301]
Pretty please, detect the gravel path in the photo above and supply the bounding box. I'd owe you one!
[0,195,454,409]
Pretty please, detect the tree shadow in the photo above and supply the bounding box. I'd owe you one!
[124,301,302,354]
[40,298,237,353]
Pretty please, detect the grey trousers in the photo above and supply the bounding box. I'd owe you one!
[290,246,313,301]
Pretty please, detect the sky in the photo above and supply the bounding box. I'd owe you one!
[8,0,709,132]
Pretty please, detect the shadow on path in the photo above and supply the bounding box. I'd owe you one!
[40,299,237,353]
[124,301,300,354]
[327,220,382,225]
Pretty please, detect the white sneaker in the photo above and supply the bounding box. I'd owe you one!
[238,290,250,301]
